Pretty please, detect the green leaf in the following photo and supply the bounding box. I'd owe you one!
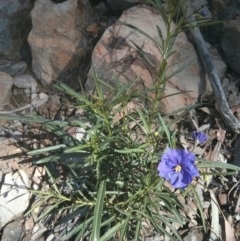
[133,219,141,241]
[63,216,94,240]
[119,21,162,52]
[55,82,92,106]
[130,40,158,67]
[119,213,131,241]
[36,200,64,222]
[100,215,116,228]
[197,159,240,171]
[114,148,145,154]
[99,219,125,241]
[136,109,151,134]
[166,59,195,80]
[158,113,173,148]
[45,165,61,195]
[35,153,85,164]
[91,179,106,241]
[91,67,104,102]
[148,212,179,240]
[28,144,66,155]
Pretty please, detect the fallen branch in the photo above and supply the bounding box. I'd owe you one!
[182,1,240,133]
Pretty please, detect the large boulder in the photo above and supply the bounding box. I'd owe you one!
[86,5,226,113]
[0,0,33,60]
[28,0,94,85]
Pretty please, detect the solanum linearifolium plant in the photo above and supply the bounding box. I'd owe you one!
[0,0,239,240]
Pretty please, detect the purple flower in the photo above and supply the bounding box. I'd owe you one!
[157,148,199,189]
[193,131,208,144]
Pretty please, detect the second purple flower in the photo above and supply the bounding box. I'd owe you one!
[193,131,208,144]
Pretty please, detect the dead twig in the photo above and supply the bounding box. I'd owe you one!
[182,1,240,133]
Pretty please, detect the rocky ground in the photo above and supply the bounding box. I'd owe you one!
[1,0,240,240]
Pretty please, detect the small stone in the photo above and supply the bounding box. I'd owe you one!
[11,131,23,142]
[86,23,99,35]
[8,61,28,76]
[0,61,27,77]
[24,88,31,95]
[30,225,48,240]
[39,92,48,100]
[218,193,227,205]
[235,214,240,221]
[25,217,35,231]
[99,21,107,28]
[14,74,38,88]
[0,72,13,107]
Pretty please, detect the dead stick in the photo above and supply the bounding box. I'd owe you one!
[182,1,240,133]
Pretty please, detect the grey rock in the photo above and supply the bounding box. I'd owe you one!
[30,225,48,241]
[1,221,23,241]
[0,0,33,59]
[0,72,13,107]
[0,61,27,76]
[14,74,37,89]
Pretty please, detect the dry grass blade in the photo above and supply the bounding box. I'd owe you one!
[209,190,220,241]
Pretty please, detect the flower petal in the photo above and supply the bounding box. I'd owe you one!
[158,161,175,179]
[183,164,199,178]
[193,131,208,144]
[157,148,199,189]
[174,172,192,189]
[170,172,187,189]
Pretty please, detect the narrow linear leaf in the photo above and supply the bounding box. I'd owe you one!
[63,216,93,240]
[136,109,150,134]
[99,220,125,241]
[133,219,141,241]
[91,179,107,241]
[35,153,85,164]
[119,21,162,51]
[114,148,145,154]
[56,82,92,105]
[166,59,195,80]
[158,113,173,148]
[36,200,64,222]
[28,144,66,155]
[100,215,116,228]
[76,215,94,241]
[45,165,61,195]
[198,160,240,171]
[119,214,131,241]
